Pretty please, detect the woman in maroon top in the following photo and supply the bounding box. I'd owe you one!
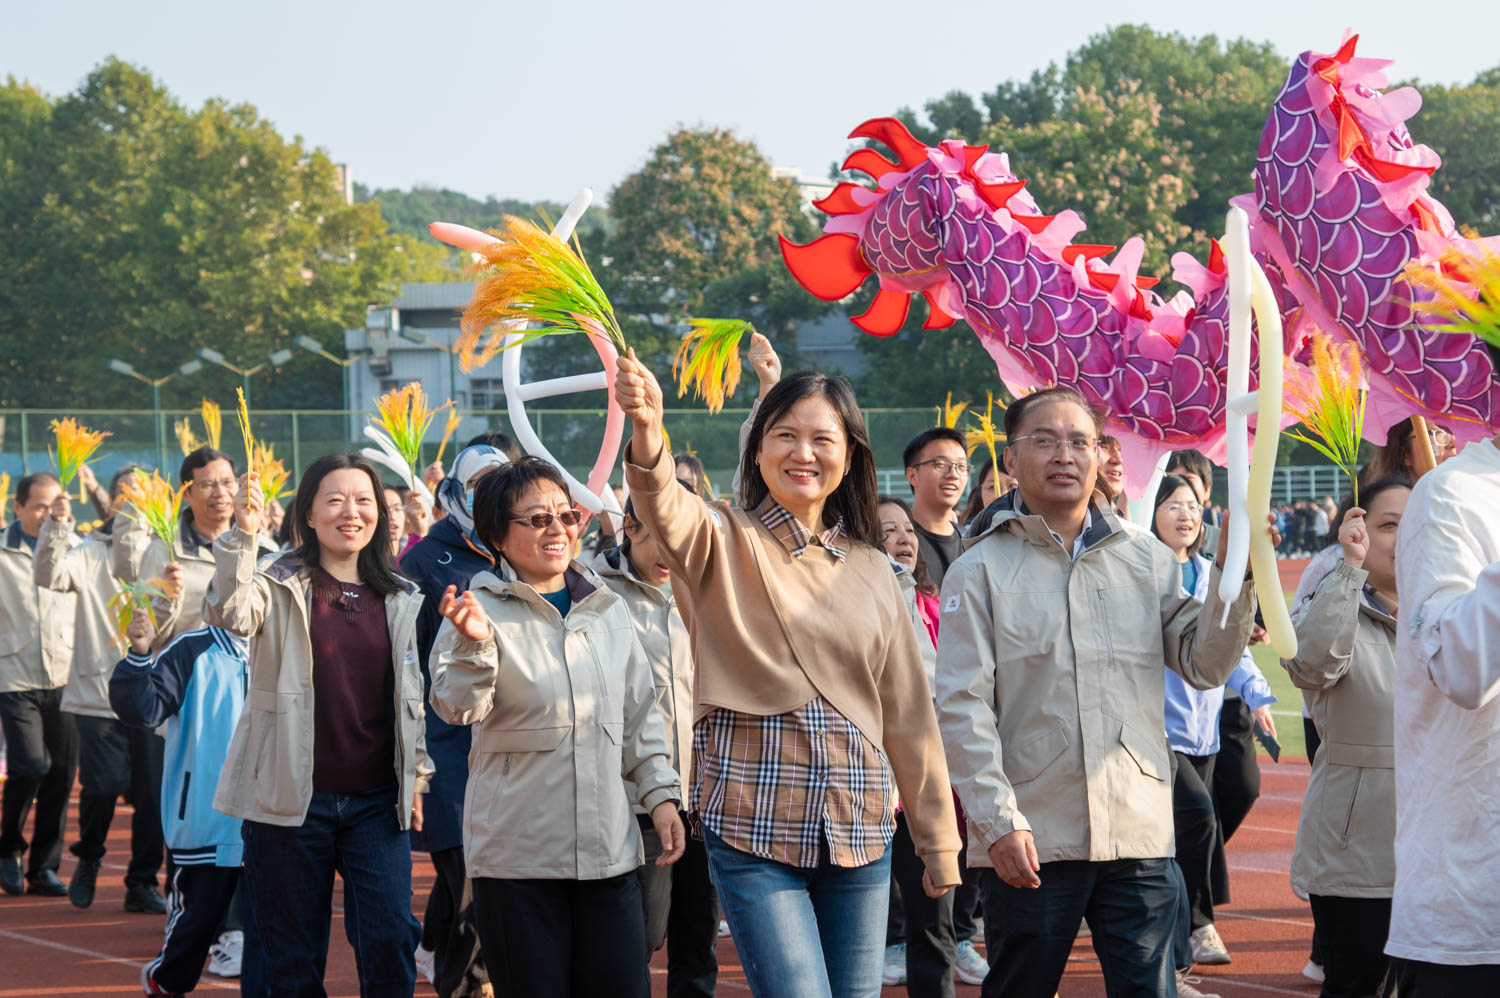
[208,453,431,998]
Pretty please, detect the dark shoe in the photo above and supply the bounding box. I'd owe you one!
[0,854,22,896]
[124,882,167,914]
[69,858,100,909]
[25,870,67,896]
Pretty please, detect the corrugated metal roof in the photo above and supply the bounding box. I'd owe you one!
[389,282,476,311]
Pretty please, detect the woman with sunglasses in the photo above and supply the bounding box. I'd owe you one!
[1150,473,1277,972]
[429,457,683,998]
[614,351,960,998]
[206,453,431,997]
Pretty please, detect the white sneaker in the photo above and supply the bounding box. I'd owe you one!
[881,943,907,986]
[954,938,990,985]
[1176,969,1222,998]
[206,930,243,978]
[717,919,730,938]
[414,944,436,985]
[1190,924,1231,966]
[1302,959,1325,983]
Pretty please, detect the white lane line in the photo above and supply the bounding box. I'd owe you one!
[1198,975,1317,996]
[1218,910,1314,928]
[0,927,239,990]
[1240,824,1296,835]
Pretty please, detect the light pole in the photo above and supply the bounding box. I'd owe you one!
[108,359,198,471]
[196,347,294,408]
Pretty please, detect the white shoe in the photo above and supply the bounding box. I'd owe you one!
[414,944,436,985]
[954,938,990,985]
[1302,959,1325,983]
[1190,924,1231,966]
[881,943,907,986]
[205,930,243,978]
[1177,969,1222,998]
[717,919,730,938]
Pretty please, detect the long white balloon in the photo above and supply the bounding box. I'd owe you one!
[1218,206,1296,658]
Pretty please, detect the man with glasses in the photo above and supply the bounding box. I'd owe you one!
[903,428,971,589]
[935,386,1263,998]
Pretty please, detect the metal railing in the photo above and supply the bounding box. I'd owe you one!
[0,408,1347,506]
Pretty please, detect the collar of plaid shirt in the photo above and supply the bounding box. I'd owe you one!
[754,497,848,561]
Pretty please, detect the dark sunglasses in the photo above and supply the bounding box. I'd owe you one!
[510,510,583,530]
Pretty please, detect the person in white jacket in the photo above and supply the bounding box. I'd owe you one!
[1387,432,1500,991]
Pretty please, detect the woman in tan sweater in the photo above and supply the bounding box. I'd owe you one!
[614,350,960,998]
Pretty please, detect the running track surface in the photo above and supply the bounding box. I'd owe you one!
[2,563,1318,997]
[0,758,1318,997]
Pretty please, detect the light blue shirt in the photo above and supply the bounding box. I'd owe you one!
[1162,553,1276,756]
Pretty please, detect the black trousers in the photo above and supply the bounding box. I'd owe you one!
[890,813,956,998]
[0,688,78,876]
[1307,895,1390,998]
[148,862,268,997]
[473,873,649,998]
[1174,752,1226,930]
[637,812,720,998]
[978,859,1177,998]
[1214,698,1262,844]
[1383,958,1500,997]
[72,714,164,888]
[421,847,489,998]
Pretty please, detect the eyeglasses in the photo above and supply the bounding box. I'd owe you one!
[193,478,238,494]
[912,458,971,475]
[1164,502,1204,517]
[510,510,583,530]
[1427,427,1454,444]
[1011,434,1100,454]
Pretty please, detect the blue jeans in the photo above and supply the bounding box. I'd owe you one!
[241,786,419,998]
[703,827,890,998]
[978,858,1177,998]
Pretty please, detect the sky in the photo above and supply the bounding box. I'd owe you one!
[5,0,1496,206]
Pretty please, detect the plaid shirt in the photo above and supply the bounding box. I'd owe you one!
[688,499,895,868]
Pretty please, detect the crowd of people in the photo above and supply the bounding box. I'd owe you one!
[0,331,1496,998]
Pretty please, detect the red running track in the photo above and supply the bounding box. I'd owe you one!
[0,755,1318,997]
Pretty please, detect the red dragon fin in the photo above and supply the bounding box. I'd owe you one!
[812,182,872,217]
[848,117,930,171]
[852,288,911,337]
[921,289,957,329]
[779,233,871,301]
[841,147,902,182]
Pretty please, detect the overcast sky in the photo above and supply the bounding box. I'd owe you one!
[6,1,1494,205]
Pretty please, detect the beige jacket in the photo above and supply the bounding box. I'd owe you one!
[113,506,220,648]
[205,526,431,829]
[896,561,938,689]
[934,498,1256,865]
[0,523,76,693]
[1285,558,1396,898]
[429,563,680,881]
[590,548,694,812]
[34,516,121,718]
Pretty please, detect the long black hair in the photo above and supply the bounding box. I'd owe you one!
[1150,473,1205,559]
[736,371,880,547]
[288,453,403,595]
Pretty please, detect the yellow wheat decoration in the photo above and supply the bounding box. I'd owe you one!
[174,418,201,456]
[0,471,10,513]
[936,392,970,429]
[50,418,110,500]
[1403,232,1500,349]
[673,319,754,413]
[117,469,190,551]
[234,389,255,471]
[964,393,1005,496]
[459,216,625,371]
[1284,333,1368,506]
[107,579,172,650]
[435,408,463,467]
[200,399,223,450]
[250,442,291,507]
[373,382,453,473]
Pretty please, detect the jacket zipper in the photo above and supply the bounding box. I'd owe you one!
[178,771,192,821]
[1340,769,1364,844]
[1097,590,1118,668]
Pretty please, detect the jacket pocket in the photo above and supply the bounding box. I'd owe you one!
[1339,768,1365,845]
[474,725,572,754]
[1118,720,1168,782]
[178,771,192,821]
[1004,722,1071,786]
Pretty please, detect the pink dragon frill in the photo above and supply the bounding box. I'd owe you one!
[780,33,1499,482]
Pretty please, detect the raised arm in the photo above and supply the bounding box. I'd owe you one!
[1165,514,1260,690]
[428,587,501,727]
[203,474,270,637]
[616,350,722,589]
[33,495,81,592]
[1284,559,1365,692]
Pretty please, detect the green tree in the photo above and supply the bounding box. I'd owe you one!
[0,59,436,410]
[1410,70,1500,231]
